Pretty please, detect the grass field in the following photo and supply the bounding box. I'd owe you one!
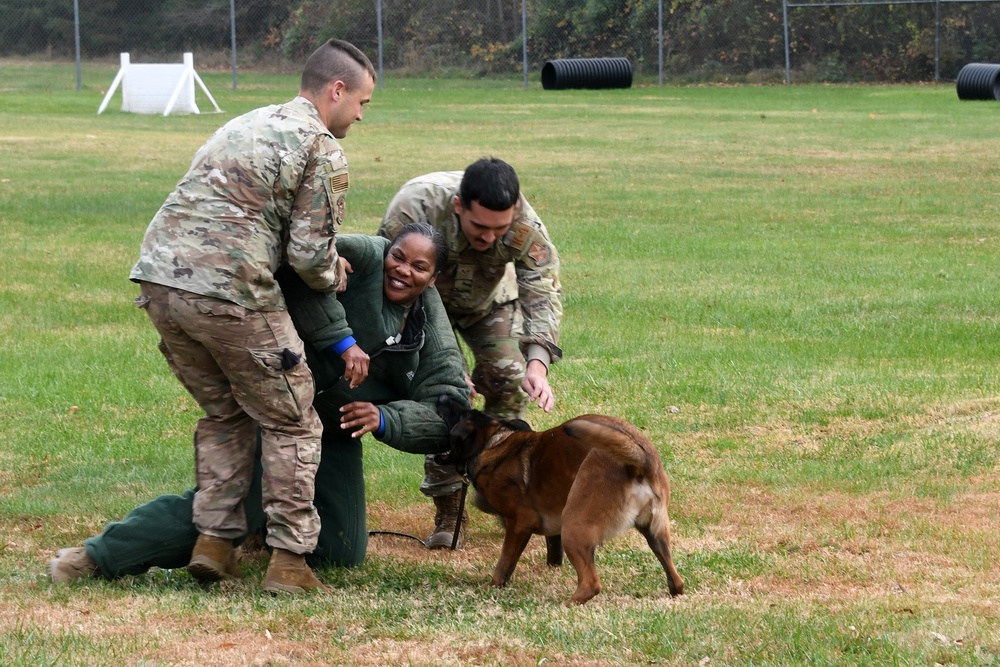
[1,60,999,666]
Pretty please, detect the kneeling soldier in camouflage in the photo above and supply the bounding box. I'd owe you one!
[378,158,564,549]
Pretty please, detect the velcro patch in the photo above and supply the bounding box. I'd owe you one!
[335,194,347,226]
[329,171,350,193]
[528,241,551,266]
[511,223,531,250]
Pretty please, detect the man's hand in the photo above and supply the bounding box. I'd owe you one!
[463,372,478,399]
[335,257,353,293]
[521,359,554,413]
[340,401,381,438]
[341,344,370,389]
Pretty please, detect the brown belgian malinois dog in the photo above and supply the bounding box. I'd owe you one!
[436,396,684,605]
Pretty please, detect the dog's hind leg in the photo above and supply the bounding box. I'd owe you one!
[638,524,684,597]
[562,536,602,605]
[545,535,563,566]
[490,527,533,587]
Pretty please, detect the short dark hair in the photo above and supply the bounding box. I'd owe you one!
[300,38,377,96]
[459,157,520,212]
[390,222,449,275]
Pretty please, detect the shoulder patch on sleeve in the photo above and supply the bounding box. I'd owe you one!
[381,219,405,239]
[334,193,347,227]
[528,241,551,266]
[329,170,350,194]
[510,222,532,250]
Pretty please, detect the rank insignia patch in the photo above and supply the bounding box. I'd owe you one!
[335,194,347,226]
[511,224,531,249]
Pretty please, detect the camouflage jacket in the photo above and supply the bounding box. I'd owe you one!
[377,171,563,364]
[130,96,349,311]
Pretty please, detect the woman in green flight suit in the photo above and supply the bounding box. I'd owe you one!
[49,223,470,584]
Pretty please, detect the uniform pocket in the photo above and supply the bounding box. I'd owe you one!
[195,300,250,319]
[292,439,322,501]
[249,348,288,373]
[248,348,314,422]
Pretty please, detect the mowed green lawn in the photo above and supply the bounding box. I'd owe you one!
[1,60,999,666]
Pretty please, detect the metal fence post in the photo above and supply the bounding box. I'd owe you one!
[658,0,664,86]
[934,0,940,82]
[230,0,238,90]
[783,0,791,85]
[522,0,528,90]
[74,0,81,91]
[377,0,384,90]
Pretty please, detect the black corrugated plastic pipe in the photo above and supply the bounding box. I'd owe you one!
[541,57,632,90]
[956,63,1000,101]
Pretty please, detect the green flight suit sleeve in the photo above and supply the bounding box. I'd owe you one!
[377,287,471,454]
[278,234,383,351]
[277,265,351,352]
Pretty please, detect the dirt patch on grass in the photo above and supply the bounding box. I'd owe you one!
[341,636,607,667]
[679,476,1000,603]
[156,629,329,667]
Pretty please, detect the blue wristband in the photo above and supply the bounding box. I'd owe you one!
[330,335,357,356]
[375,409,385,438]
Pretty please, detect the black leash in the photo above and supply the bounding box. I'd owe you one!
[449,481,470,550]
[366,530,427,547]
[368,474,470,551]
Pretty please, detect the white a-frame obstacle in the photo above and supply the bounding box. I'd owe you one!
[98,52,222,116]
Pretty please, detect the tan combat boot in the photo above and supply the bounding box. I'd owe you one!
[426,490,469,550]
[187,534,241,582]
[262,548,329,595]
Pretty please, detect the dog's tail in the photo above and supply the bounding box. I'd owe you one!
[561,416,660,473]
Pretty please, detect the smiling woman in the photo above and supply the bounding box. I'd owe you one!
[383,222,448,306]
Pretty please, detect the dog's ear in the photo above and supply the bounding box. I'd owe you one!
[506,418,533,432]
[434,394,478,468]
[437,394,469,430]
[446,410,495,468]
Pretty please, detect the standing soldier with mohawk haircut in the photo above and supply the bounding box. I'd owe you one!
[378,157,563,550]
[122,38,375,594]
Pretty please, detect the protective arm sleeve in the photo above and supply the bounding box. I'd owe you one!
[276,265,350,350]
[377,288,472,454]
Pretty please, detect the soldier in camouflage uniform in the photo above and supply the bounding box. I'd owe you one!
[377,157,563,549]
[128,39,376,594]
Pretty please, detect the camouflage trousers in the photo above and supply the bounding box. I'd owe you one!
[420,300,527,497]
[137,282,322,555]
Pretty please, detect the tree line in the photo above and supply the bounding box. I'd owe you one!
[3,0,998,81]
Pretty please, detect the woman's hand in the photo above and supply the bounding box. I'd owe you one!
[340,401,381,438]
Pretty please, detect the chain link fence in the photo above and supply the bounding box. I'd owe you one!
[1,0,999,87]
[784,0,1000,82]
